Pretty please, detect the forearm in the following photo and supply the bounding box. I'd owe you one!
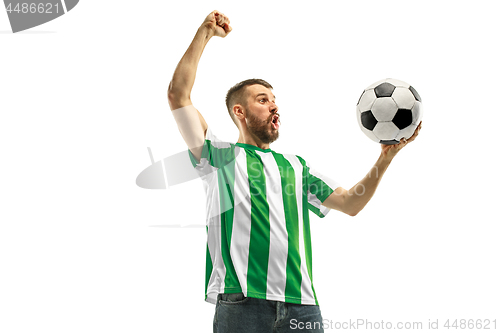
[344,154,393,216]
[168,25,214,108]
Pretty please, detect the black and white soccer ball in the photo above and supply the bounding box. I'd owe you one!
[356,78,423,145]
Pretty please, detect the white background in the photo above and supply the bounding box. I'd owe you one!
[1,0,499,332]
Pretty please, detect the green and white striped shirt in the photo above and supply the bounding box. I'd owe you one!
[189,128,340,305]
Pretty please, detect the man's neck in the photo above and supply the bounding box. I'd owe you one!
[237,131,270,150]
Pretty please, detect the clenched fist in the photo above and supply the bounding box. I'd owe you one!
[202,10,232,38]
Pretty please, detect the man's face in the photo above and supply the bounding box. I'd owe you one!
[243,84,280,144]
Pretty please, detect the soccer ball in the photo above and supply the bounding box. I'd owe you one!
[356,78,422,145]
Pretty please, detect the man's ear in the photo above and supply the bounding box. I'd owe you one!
[233,104,245,121]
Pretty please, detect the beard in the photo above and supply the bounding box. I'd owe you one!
[246,112,279,144]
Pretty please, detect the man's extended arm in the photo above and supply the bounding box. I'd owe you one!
[167,10,231,161]
[323,122,422,216]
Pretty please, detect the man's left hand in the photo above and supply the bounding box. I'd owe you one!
[381,121,422,160]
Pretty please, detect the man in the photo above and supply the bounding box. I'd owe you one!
[167,10,422,333]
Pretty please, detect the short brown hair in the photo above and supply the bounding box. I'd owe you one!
[225,79,273,125]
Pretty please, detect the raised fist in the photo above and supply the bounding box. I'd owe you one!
[202,10,232,37]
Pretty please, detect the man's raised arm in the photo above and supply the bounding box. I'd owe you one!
[167,10,232,161]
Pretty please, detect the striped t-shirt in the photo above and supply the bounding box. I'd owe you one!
[189,128,340,305]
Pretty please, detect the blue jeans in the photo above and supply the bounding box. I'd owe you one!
[213,293,325,333]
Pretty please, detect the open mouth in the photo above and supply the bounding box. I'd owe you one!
[271,115,280,130]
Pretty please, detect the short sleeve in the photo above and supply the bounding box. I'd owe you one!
[188,127,237,176]
[303,160,341,218]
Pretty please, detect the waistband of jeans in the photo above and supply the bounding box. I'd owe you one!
[217,292,245,302]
